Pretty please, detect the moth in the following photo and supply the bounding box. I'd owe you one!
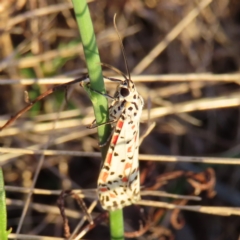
[97,72,144,211]
[91,15,144,211]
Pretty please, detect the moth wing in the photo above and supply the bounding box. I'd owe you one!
[98,118,131,211]
[98,97,143,210]
[125,120,141,203]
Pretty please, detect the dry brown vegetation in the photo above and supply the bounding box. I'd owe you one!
[1,0,240,239]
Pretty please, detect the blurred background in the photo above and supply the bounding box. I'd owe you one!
[1,0,240,239]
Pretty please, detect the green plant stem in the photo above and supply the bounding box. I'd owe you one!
[109,210,124,240]
[71,1,124,239]
[72,0,110,147]
[0,168,11,240]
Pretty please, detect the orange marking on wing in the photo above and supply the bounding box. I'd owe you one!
[100,171,109,182]
[122,177,128,182]
[112,134,119,145]
[124,162,132,170]
[109,193,117,198]
[133,181,138,186]
[134,132,138,141]
[106,153,112,165]
[127,145,132,152]
[117,120,124,129]
[99,187,108,192]
[131,124,136,130]
[111,120,124,145]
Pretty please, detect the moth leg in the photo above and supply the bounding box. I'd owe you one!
[88,119,97,129]
[87,118,117,129]
[87,116,117,147]
[80,79,118,100]
[99,130,114,147]
[88,87,115,100]
[87,119,115,147]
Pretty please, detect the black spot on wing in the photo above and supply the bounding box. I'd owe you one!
[133,175,138,181]
[121,115,126,121]
[132,102,139,110]
[116,129,121,134]
[104,166,110,170]
[121,101,126,107]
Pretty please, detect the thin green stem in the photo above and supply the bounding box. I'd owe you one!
[72,0,110,147]
[71,1,124,239]
[109,210,124,240]
[0,168,11,240]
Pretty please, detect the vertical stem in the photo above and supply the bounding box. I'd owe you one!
[71,1,124,239]
[72,0,110,147]
[0,168,11,240]
[109,210,124,240]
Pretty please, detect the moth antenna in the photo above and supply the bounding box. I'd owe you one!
[113,13,131,82]
[100,62,127,81]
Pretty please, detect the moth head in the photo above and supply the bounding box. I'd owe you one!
[119,80,130,97]
[118,79,136,101]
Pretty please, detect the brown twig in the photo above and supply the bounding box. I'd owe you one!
[57,191,71,238]
[187,168,216,197]
[124,221,151,238]
[170,200,188,230]
[57,189,94,238]
[0,76,87,131]
[146,171,184,190]
[70,191,93,224]
[74,212,108,239]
